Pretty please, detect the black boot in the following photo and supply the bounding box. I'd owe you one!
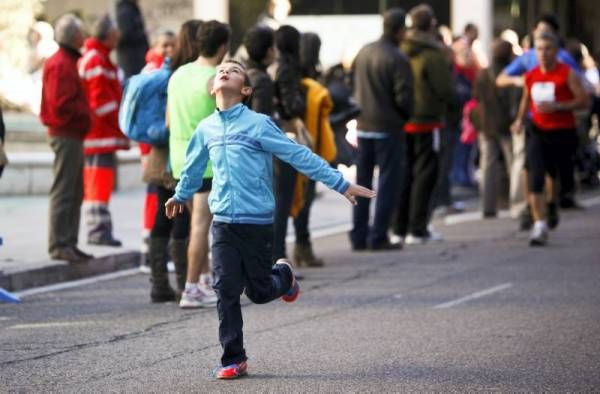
[169,238,188,294]
[149,237,176,303]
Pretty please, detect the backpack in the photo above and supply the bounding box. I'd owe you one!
[119,61,171,145]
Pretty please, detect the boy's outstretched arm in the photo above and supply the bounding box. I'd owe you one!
[165,129,209,219]
[259,117,376,204]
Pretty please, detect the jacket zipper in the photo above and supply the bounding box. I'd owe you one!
[221,114,235,221]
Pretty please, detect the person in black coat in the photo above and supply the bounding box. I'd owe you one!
[115,0,149,77]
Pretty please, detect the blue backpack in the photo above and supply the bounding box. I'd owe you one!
[119,61,172,145]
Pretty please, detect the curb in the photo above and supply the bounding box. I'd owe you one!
[0,251,142,293]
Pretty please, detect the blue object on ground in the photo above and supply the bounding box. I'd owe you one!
[0,288,21,303]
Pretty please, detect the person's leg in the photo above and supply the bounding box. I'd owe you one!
[148,185,176,302]
[48,137,84,256]
[211,222,247,367]
[408,133,439,236]
[243,224,293,305]
[186,191,212,284]
[272,159,297,261]
[84,153,119,244]
[169,190,191,293]
[526,126,550,245]
[432,123,459,210]
[509,130,526,216]
[350,138,375,249]
[292,180,323,267]
[557,129,578,208]
[393,134,414,238]
[370,134,402,246]
[479,134,500,217]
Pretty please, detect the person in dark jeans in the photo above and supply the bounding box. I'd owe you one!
[269,25,307,262]
[393,5,456,245]
[39,14,93,263]
[350,7,413,251]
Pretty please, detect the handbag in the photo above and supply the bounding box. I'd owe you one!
[142,146,177,190]
[280,117,313,150]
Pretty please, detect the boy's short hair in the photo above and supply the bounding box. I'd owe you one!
[220,59,252,105]
[197,20,231,57]
[244,26,274,63]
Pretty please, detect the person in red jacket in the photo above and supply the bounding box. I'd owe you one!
[40,14,93,262]
[78,15,130,246]
[511,31,588,246]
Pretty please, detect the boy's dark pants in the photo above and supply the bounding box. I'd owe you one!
[212,222,293,367]
[394,132,439,237]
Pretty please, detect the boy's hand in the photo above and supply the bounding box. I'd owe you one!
[165,197,186,219]
[510,119,523,135]
[343,183,376,205]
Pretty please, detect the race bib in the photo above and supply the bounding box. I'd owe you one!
[531,82,556,104]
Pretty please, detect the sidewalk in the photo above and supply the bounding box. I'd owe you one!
[0,184,353,293]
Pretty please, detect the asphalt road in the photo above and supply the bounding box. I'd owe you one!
[1,202,599,392]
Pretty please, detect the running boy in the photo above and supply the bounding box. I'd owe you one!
[165,59,375,379]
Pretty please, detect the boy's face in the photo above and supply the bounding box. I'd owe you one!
[212,62,252,99]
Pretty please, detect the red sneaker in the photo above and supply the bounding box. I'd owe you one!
[216,361,248,379]
[276,260,300,303]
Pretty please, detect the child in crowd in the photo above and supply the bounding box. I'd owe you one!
[165,59,375,379]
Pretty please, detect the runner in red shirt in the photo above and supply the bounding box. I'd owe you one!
[511,31,588,246]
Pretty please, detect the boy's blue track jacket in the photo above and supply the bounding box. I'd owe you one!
[173,103,349,225]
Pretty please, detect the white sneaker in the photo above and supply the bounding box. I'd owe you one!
[389,234,404,246]
[405,234,426,245]
[198,283,218,302]
[529,222,548,246]
[179,286,217,309]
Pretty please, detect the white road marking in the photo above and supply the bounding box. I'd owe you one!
[393,294,403,299]
[0,316,13,321]
[433,283,513,309]
[444,210,512,226]
[8,321,96,330]
[14,268,140,299]
[580,195,600,208]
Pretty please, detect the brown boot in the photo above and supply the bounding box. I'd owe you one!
[293,242,324,267]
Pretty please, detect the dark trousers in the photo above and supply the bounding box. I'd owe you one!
[150,185,190,240]
[48,136,84,254]
[293,179,316,245]
[432,124,460,208]
[394,132,439,237]
[350,135,403,247]
[212,222,293,366]
[526,126,577,195]
[272,158,296,261]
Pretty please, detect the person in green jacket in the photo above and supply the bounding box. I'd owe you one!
[393,4,456,245]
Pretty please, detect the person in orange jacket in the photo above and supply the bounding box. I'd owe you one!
[78,15,130,246]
